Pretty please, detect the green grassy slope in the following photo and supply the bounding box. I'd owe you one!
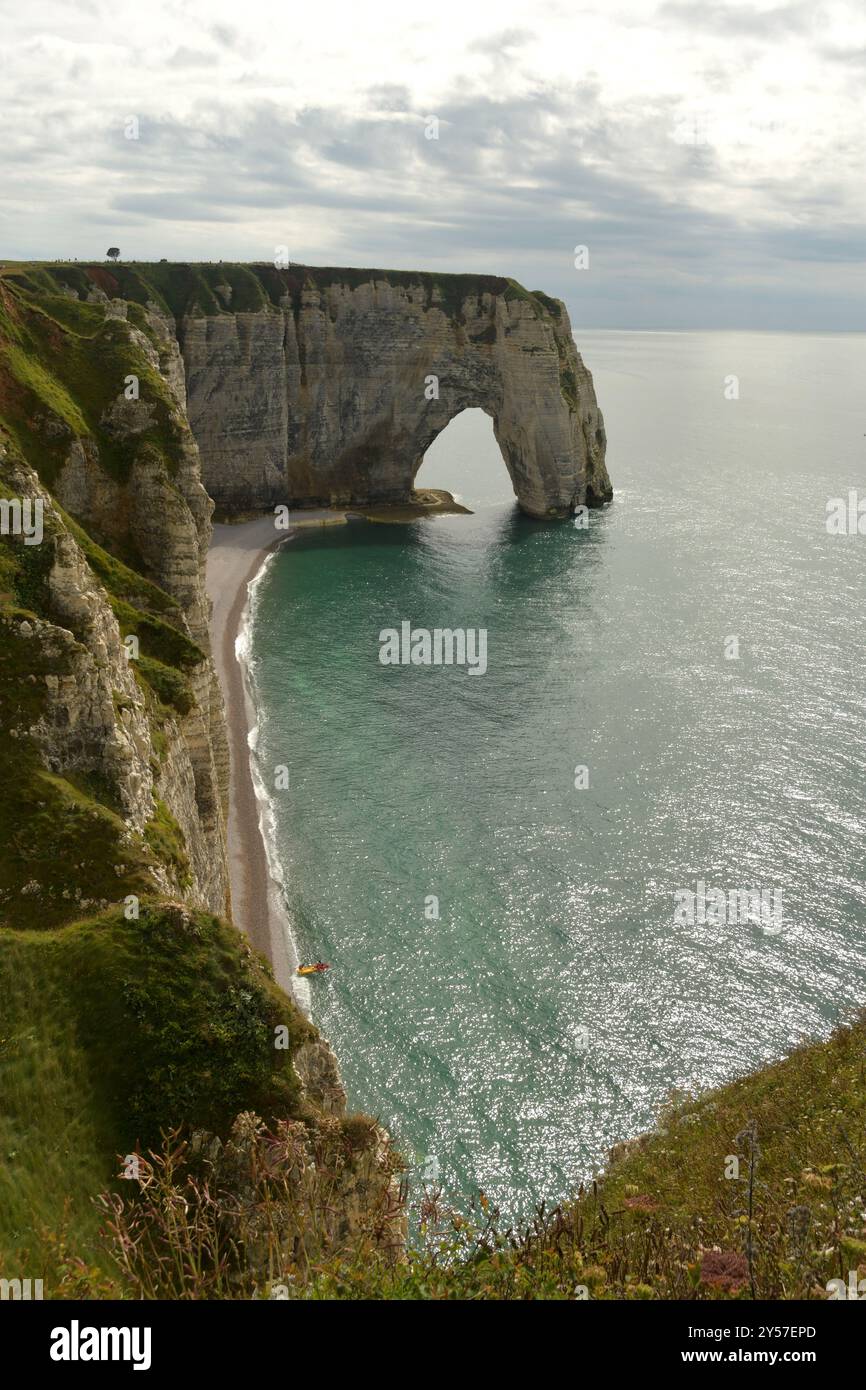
[0,905,313,1282]
[0,270,188,494]
[60,1007,865,1300]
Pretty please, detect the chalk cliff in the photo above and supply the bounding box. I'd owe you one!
[0,259,608,1282]
[0,278,229,920]
[62,262,609,519]
[174,267,611,519]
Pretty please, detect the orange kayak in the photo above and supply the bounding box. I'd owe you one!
[297,962,330,976]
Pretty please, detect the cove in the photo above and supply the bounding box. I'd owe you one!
[246,332,866,1219]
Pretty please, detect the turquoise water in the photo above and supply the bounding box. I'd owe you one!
[248,331,866,1218]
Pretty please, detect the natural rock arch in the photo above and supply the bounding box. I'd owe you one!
[180,267,612,520]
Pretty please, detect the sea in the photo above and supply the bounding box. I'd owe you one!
[245,330,866,1221]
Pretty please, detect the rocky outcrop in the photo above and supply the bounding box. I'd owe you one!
[179,270,611,519]
[0,276,230,919]
[293,1037,348,1117]
[0,445,227,913]
[4,457,155,828]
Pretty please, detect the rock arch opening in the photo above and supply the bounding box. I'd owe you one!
[413,407,509,507]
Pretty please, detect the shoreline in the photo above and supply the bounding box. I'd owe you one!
[205,510,345,1009]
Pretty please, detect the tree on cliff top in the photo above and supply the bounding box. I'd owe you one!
[106,247,120,262]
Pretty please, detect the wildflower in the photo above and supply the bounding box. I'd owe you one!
[624,1195,658,1213]
[699,1249,749,1293]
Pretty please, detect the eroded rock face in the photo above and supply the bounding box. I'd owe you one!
[8,283,231,918]
[2,452,229,914]
[5,461,156,828]
[181,276,611,519]
[292,1038,348,1117]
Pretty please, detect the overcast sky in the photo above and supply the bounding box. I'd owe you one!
[2,0,865,327]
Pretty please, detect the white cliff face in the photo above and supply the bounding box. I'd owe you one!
[9,463,155,830]
[25,292,231,917]
[180,276,611,519]
[144,302,188,411]
[3,450,229,915]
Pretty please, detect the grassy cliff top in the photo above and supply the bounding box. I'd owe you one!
[0,268,193,492]
[0,260,565,324]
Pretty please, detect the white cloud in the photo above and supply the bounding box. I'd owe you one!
[2,0,865,326]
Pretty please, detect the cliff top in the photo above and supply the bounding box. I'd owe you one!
[0,259,565,324]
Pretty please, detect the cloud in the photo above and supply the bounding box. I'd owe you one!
[1,0,864,327]
[656,1,820,38]
[209,23,241,49]
[166,47,220,69]
[468,28,536,56]
[820,42,866,65]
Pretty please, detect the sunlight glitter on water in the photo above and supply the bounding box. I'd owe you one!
[247,332,866,1218]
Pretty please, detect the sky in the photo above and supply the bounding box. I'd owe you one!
[1,0,865,328]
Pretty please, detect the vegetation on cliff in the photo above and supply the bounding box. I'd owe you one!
[0,270,188,494]
[0,264,365,1289]
[36,261,515,323]
[24,1009,866,1301]
[0,270,205,908]
[0,903,315,1277]
[4,258,564,328]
